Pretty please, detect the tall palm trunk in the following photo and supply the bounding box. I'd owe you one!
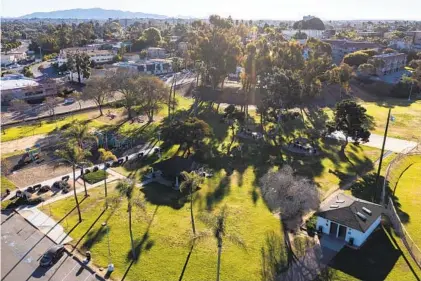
[73,165,82,222]
[216,239,222,281]
[104,166,108,208]
[81,167,88,197]
[128,204,136,259]
[190,186,196,235]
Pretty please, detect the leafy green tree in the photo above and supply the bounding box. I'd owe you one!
[115,179,146,260]
[357,63,375,76]
[143,27,162,47]
[98,149,117,208]
[136,75,169,122]
[293,17,325,30]
[328,63,353,98]
[326,99,371,153]
[161,117,213,154]
[179,171,204,235]
[67,53,91,84]
[292,31,308,39]
[110,69,141,119]
[55,142,91,222]
[343,51,370,67]
[22,66,33,78]
[196,206,246,281]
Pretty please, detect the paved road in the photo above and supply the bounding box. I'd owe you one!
[1,211,99,281]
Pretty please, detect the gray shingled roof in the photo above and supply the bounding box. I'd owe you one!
[316,194,384,232]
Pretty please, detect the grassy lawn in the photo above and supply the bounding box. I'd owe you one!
[1,113,105,142]
[82,170,107,184]
[327,225,421,281]
[1,176,16,193]
[394,155,421,247]
[359,99,421,141]
[42,167,283,281]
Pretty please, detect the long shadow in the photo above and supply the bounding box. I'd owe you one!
[70,208,107,251]
[178,243,195,281]
[1,197,87,281]
[329,228,401,281]
[204,175,231,211]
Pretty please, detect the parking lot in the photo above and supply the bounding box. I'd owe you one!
[1,210,101,281]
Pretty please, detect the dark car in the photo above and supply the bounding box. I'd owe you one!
[39,245,65,267]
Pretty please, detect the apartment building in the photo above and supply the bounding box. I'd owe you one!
[58,47,116,66]
[147,47,167,59]
[323,39,381,63]
[371,53,407,76]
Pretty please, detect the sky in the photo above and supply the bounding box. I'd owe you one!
[2,0,421,20]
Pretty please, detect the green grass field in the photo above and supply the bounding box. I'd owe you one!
[1,176,16,193]
[42,167,283,281]
[394,155,421,247]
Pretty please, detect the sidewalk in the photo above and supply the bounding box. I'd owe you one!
[16,205,73,244]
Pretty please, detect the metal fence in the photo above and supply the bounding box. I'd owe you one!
[383,143,421,269]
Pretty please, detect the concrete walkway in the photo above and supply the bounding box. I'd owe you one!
[327,132,418,153]
[16,205,73,244]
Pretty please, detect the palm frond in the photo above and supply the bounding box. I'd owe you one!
[226,233,247,250]
[188,230,212,247]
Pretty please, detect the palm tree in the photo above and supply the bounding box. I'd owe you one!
[169,57,182,118]
[98,148,117,208]
[116,179,146,260]
[196,206,246,281]
[55,142,91,222]
[64,121,97,196]
[179,171,203,235]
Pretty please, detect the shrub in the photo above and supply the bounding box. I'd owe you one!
[83,170,107,184]
[305,215,318,236]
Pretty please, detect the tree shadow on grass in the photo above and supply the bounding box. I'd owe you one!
[126,232,155,263]
[328,228,410,281]
[70,208,107,250]
[204,175,231,211]
[141,183,187,210]
[81,226,107,251]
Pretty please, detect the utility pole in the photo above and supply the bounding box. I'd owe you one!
[373,108,392,202]
[408,81,414,101]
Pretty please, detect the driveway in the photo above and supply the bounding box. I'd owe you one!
[1,210,100,281]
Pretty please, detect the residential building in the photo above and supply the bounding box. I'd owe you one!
[178,42,188,54]
[357,31,383,38]
[323,39,382,64]
[122,52,141,62]
[1,74,57,103]
[1,51,27,66]
[316,194,383,247]
[371,53,407,76]
[147,47,167,59]
[58,47,116,66]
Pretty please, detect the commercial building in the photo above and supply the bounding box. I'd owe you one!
[1,74,57,103]
[371,53,407,76]
[1,51,27,66]
[316,194,383,247]
[113,59,172,75]
[58,47,116,66]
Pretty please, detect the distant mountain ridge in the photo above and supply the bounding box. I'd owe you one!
[19,8,169,19]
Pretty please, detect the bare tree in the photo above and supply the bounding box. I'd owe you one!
[110,68,140,119]
[45,96,63,121]
[9,99,31,121]
[83,73,114,116]
[259,165,320,223]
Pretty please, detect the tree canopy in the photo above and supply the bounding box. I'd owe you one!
[293,17,325,30]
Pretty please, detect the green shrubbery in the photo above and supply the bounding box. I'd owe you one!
[83,170,107,184]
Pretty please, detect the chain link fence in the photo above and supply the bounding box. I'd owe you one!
[383,143,421,269]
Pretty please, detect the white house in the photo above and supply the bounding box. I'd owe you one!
[1,74,57,103]
[316,194,383,247]
[147,47,167,59]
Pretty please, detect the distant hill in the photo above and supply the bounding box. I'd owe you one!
[19,8,169,19]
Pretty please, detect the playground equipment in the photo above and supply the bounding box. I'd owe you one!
[95,131,134,150]
[18,144,42,165]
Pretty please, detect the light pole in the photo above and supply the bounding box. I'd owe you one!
[102,222,114,272]
[408,81,414,101]
[38,47,42,60]
[157,130,162,159]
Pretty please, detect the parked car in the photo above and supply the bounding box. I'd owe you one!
[39,245,65,267]
[63,98,75,105]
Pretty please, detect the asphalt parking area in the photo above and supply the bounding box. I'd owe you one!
[1,210,100,281]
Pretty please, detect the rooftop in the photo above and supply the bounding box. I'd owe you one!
[373,52,406,58]
[1,74,40,91]
[317,193,384,232]
[153,156,196,178]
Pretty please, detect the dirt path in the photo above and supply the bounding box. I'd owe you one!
[1,134,50,155]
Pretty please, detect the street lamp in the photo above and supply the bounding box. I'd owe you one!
[102,222,114,272]
[157,130,162,159]
[408,81,414,101]
[38,47,42,60]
